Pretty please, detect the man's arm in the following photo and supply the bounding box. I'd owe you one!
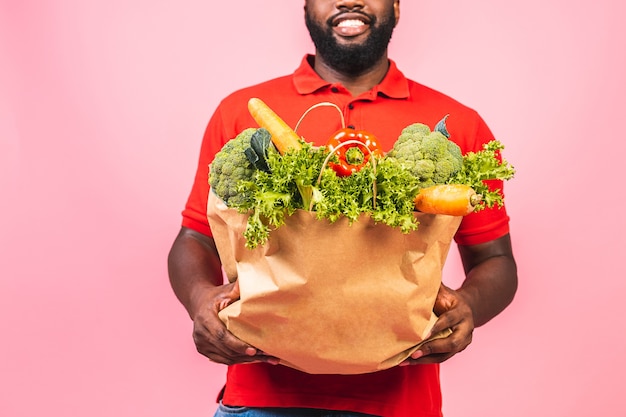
[457,232,518,327]
[168,226,278,365]
[403,233,518,364]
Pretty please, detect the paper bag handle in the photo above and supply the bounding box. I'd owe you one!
[292,101,378,212]
[312,139,378,211]
[294,102,346,132]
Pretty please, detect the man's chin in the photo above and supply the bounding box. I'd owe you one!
[334,35,369,48]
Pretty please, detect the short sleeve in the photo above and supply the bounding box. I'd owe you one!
[181,106,230,236]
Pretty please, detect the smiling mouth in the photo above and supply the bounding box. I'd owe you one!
[332,14,371,37]
[338,19,365,29]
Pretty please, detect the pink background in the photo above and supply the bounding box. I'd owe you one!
[1,1,625,416]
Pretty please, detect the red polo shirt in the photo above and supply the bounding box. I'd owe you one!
[181,55,510,417]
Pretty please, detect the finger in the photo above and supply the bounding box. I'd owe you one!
[433,284,455,316]
[200,339,280,365]
[400,350,454,366]
[195,335,262,365]
[428,311,461,338]
[409,321,473,360]
[415,329,472,361]
[193,316,283,366]
[193,318,253,360]
[216,281,241,311]
[221,281,241,305]
[410,352,455,365]
[203,351,280,366]
[230,280,241,299]
[252,353,281,365]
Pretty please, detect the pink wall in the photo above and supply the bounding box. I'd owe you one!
[1,1,624,416]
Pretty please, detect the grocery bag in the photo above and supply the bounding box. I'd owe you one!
[207,191,462,374]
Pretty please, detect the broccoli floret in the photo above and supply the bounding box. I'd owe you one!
[209,128,258,205]
[397,123,431,142]
[387,122,464,189]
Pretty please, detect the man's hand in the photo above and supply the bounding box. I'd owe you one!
[191,280,279,366]
[400,284,474,365]
[400,234,518,366]
[168,227,280,366]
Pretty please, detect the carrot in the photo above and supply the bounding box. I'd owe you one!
[414,184,482,216]
[247,97,302,154]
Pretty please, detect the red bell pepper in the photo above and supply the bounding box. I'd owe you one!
[326,128,383,177]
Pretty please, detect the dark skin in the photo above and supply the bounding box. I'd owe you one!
[401,234,517,365]
[306,0,401,96]
[168,227,277,365]
[168,0,518,367]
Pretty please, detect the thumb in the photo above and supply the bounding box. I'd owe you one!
[433,284,456,316]
[218,280,241,310]
[229,280,241,300]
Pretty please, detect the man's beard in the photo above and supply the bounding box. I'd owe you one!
[305,7,396,76]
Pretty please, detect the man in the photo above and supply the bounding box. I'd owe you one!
[168,1,518,416]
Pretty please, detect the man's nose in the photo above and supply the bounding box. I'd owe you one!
[334,0,365,10]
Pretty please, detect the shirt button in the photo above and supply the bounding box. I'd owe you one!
[331,87,339,93]
[347,124,355,129]
[348,103,354,110]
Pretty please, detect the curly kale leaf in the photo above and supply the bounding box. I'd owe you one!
[448,140,515,210]
[233,144,328,248]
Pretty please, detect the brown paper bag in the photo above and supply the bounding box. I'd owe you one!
[207,191,461,375]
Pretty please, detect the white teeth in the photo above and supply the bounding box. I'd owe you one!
[338,19,365,28]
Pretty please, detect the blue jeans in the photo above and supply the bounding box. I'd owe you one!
[214,402,379,417]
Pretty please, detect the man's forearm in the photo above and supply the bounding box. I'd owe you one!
[167,227,224,318]
[457,234,518,327]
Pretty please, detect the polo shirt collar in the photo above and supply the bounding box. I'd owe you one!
[293,54,410,99]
